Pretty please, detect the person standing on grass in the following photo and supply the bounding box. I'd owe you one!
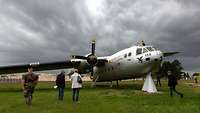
[168,70,183,98]
[71,69,82,103]
[22,66,39,105]
[156,72,162,87]
[56,70,65,100]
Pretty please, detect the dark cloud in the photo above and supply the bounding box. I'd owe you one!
[0,0,200,72]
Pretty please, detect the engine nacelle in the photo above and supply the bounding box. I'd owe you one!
[86,55,97,66]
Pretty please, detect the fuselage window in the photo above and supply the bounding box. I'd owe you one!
[143,48,148,53]
[136,48,142,55]
[128,52,132,57]
[146,47,154,51]
[124,54,127,58]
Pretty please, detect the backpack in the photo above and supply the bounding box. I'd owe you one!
[77,75,82,84]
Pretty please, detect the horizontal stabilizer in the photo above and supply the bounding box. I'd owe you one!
[163,52,180,57]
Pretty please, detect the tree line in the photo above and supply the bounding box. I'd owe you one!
[159,60,190,79]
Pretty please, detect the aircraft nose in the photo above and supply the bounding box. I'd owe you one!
[153,50,163,62]
[159,51,164,61]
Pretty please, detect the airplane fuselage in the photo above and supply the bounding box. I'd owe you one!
[93,46,163,82]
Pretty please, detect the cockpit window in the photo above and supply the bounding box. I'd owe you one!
[153,47,158,50]
[128,52,132,56]
[146,47,154,51]
[143,48,148,53]
[136,48,142,55]
[124,54,127,58]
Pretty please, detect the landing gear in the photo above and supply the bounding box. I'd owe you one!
[110,81,113,88]
[92,76,99,86]
[110,80,119,87]
[116,80,119,87]
[142,73,157,93]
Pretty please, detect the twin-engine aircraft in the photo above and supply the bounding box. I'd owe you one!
[0,40,178,92]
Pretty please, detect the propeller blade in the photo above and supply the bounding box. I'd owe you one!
[71,55,87,59]
[91,66,94,77]
[91,40,95,55]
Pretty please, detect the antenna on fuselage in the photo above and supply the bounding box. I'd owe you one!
[136,40,146,46]
[141,40,146,46]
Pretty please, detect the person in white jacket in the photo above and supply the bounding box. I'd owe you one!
[71,69,82,102]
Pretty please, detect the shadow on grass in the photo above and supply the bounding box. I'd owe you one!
[93,83,142,90]
[0,80,172,93]
[81,81,145,95]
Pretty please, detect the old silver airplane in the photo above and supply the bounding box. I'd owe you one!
[0,40,178,92]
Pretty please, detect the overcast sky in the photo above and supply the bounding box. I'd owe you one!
[0,0,200,72]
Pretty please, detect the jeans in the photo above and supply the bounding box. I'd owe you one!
[24,87,34,98]
[72,88,80,102]
[58,87,64,100]
[156,79,161,87]
[23,87,34,105]
[169,86,183,97]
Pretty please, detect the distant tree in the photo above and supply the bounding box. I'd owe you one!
[160,60,183,79]
[192,73,199,77]
[159,61,171,77]
[171,60,183,79]
[180,72,190,79]
[192,73,199,83]
[186,73,190,78]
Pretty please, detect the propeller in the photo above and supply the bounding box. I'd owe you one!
[91,40,95,55]
[71,40,97,77]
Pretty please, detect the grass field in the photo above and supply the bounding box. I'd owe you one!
[0,80,200,113]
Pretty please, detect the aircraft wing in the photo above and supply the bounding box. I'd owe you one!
[163,52,180,57]
[0,60,80,74]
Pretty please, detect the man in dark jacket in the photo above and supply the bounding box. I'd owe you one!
[168,70,183,98]
[56,70,65,100]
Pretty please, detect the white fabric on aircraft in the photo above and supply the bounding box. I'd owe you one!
[142,73,157,93]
